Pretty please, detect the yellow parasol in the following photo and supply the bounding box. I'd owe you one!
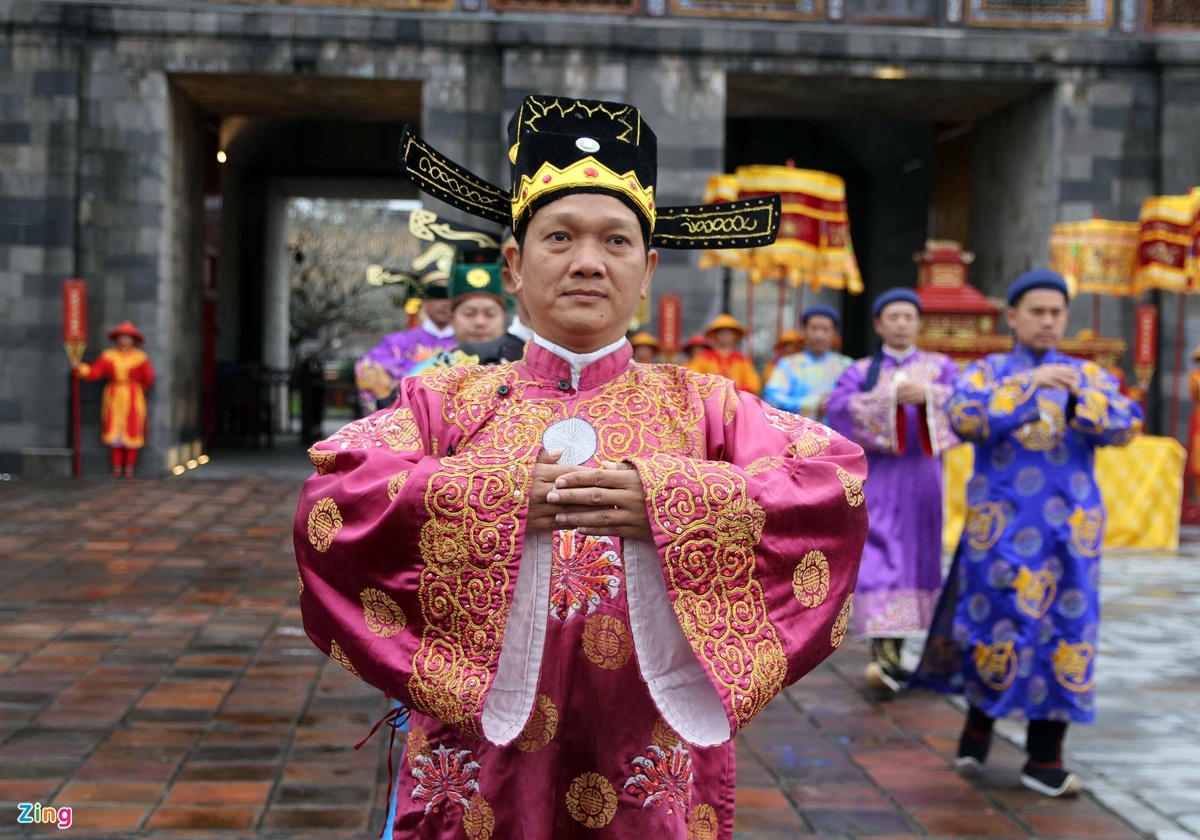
[698,164,862,348]
[1048,217,1140,336]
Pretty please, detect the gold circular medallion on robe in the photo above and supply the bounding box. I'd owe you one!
[514,694,559,753]
[792,550,830,608]
[361,587,406,638]
[565,772,618,829]
[307,497,343,553]
[328,639,360,678]
[965,502,1006,551]
[972,640,1017,691]
[463,794,495,840]
[687,803,719,840]
[582,614,633,670]
[831,593,853,648]
[836,466,864,507]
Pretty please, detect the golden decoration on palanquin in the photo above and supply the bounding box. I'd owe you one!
[1068,505,1104,558]
[745,456,785,476]
[836,466,865,507]
[582,614,633,671]
[792,551,831,608]
[405,724,431,769]
[966,502,1006,551]
[307,497,343,553]
[308,447,336,476]
[687,803,720,840]
[565,772,618,829]
[1013,397,1065,452]
[651,719,682,750]
[1051,640,1095,693]
[463,794,496,840]
[328,639,360,678]
[361,587,406,638]
[514,694,559,753]
[973,640,1017,691]
[1049,219,1139,297]
[1135,190,1199,295]
[830,593,853,648]
[387,470,410,501]
[699,167,863,293]
[1014,566,1057,619]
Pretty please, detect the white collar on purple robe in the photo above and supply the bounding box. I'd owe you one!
[421,318,455,340]
[882,345,918,363]
[531,334,627,389]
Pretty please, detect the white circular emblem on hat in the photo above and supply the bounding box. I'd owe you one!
[575,137,600,154]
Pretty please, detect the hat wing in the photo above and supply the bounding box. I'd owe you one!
[654,194,780,250]
[399,127,510,227]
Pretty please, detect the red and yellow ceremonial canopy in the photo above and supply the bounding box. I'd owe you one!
[1136,188,1200,294]
[699,165,863,295]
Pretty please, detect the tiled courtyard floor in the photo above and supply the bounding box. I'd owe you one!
[0,474,1172,838]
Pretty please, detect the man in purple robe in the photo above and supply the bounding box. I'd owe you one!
[827,287,959,693]
[355,283,456,413]
[294,95,868,840]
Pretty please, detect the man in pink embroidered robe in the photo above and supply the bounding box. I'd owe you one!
[295,94,868,840]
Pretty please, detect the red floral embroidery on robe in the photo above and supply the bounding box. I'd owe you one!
[549,530,622,622]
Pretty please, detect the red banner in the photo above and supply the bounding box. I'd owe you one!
[658,294,681,353]
[62,279,88,365]
[1134,304,1158,368]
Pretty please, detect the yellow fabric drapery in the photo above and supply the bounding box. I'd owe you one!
[698,167,863,294]
[1048,219,1140,297]
[1135,190,1200,294]
[944,436,1185,553]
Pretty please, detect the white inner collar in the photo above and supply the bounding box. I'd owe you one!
[508,316,535,342]
[882,345,917,362]
[422,318,455,340]
[531,335,627,389]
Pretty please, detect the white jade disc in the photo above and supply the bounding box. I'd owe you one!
[542,418,598,466]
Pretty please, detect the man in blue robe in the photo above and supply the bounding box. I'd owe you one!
[912,269,1143,798]
[764,304,852,423]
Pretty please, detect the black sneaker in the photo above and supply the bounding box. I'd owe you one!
[1020,761,1083,797]
[954,728,991,774]
[864,661,910,693]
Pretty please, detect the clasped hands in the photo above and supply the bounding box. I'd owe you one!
[1031,364,1081,395]
[526,448,654,541]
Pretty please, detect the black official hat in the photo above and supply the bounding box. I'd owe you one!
[399,95,781,250]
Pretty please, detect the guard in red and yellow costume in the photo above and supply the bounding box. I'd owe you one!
[74,321,155,478]
[686,313,762,395]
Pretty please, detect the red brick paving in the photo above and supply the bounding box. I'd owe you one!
[0,478,1150,838]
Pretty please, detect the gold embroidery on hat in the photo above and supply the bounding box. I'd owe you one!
[513,156,655,229]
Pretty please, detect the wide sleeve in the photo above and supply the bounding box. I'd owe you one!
[826,360,898,453]
[293,377,536,742]
[1069,362,1145,447]
[763,360,805,413]
[918,355,961,457]
[627,385,868,743]
[946,357,1040,442]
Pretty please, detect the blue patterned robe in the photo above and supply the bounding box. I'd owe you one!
[912,345,1143,722]
[764,350,853,423]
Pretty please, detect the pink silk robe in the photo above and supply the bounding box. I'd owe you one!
[295,342,868,840]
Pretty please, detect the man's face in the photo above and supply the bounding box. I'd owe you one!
[873,302,920,351]
[803,315,836,355]
[115,335,135,350]
[711,328,740,351]
[452,296,506,345]
[1006,289,1069,353]
[506,194,657,354]
[778,340,799,357]
[423,297,452,329]
[632,345,656,363]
